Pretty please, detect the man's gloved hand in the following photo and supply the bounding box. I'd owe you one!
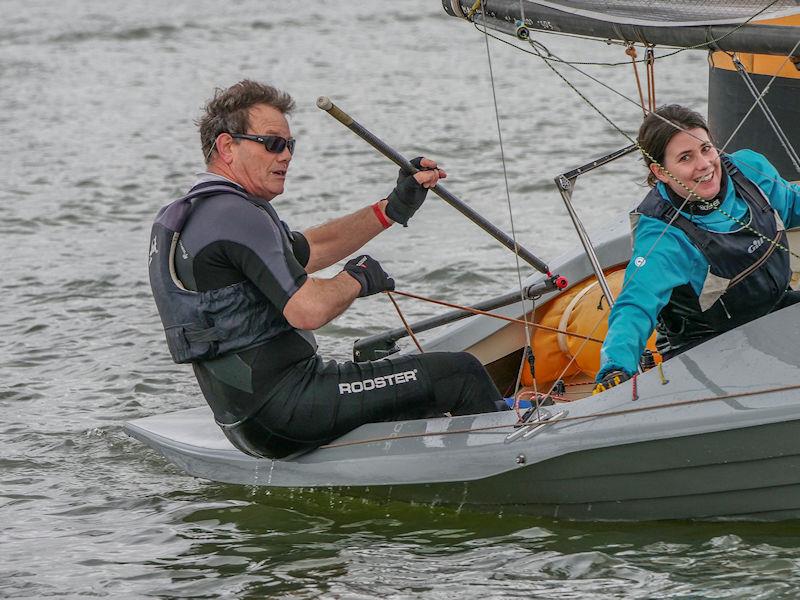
[343,255,395,298]
[592,370,632,395]
[385,157,435,226]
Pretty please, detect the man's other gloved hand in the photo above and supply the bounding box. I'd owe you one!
[592,370,632,395]
[385,157,430,227]
[343,255,395,298]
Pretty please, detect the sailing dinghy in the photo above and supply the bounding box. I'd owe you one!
[126,1,800,520]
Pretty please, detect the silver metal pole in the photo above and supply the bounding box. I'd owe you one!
[556,175,616,307]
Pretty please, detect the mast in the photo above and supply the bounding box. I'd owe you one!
[708,15,800,178]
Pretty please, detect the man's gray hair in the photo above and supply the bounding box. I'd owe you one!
[197,80,294,164]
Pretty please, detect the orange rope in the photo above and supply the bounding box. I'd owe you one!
[626,45,647,116]
[386,291,424,353]
[646,46,656,111]
[385,289,603,344]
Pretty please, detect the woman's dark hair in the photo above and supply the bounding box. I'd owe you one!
[638,104,710,187]
[197,80,295,165]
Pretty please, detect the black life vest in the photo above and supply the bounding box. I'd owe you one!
[148,181,312,363]
[632,157,790,356]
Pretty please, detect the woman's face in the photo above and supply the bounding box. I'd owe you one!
[651,127,722,201]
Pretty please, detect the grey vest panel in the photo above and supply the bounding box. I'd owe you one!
[148,182,316,363]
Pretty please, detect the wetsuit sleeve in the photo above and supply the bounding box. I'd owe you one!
[184,196,308,310]
[730,149,800,228]
[222,241,307,310]
[597,215,708,380]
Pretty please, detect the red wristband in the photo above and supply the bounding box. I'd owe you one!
[372,201,392,229]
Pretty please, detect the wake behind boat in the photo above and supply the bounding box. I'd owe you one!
[126,0,800,520]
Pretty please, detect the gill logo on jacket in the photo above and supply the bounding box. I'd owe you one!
[338,370,418,394]
[148,235,159,266]
[748,237,765,254]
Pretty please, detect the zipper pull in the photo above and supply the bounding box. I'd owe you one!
[720,297,732,319]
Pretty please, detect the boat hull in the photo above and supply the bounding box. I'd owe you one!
[125,222,800,520]
[347,419,800,520]
[126,404,800,520]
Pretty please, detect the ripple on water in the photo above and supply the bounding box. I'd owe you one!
[1,1,789,599]
[0,387,46,402]
[49,24,181,44]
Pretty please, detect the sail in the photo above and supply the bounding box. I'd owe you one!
[442,0,800,55]
[504,1,800,28]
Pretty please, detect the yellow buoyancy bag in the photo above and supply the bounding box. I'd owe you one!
[524,270,659,384]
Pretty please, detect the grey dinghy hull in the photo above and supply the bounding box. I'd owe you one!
[126,299,800,520]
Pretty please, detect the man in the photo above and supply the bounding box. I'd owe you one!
[149,80,502,459]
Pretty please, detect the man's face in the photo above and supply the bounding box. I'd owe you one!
[229,104,292,201]
[652,127,722,201]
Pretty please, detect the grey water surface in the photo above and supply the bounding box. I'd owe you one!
[4,1,800,598]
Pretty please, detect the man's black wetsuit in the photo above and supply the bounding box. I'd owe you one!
[172,174,501,458]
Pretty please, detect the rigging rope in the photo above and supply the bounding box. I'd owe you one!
[469,17,725,403]
[319,381,800,449]
[462,1,800,404]
[386,291,424,354]
[471,17,799,202]
[470,0,785,68]
[386,290,603,343]
[517,34,800,397]
[626,44,647,116]
[730,53,800,175]
[381,1,800,410]
[517,33,800,263]
[725,40,800,175]
[645,46,656,111]
[479,0,539,408]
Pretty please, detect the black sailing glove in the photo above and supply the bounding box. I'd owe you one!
[592,370,632,395]
[343,255,395,298]
[385,157,429,227]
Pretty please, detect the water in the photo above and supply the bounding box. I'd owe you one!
[3,1,797,597]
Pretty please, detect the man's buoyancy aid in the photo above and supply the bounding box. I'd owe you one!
[631,157,790,356]
[148,181,315,363]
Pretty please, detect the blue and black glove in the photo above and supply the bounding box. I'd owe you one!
[592,370,631,395]
[343,255,395,298]
[385,157,430,227]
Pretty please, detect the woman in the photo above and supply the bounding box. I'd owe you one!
[595,104,800,390]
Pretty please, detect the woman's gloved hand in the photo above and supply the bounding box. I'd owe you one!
[592,370,632,395]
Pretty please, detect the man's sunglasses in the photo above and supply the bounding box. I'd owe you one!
[230,133,295,155]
